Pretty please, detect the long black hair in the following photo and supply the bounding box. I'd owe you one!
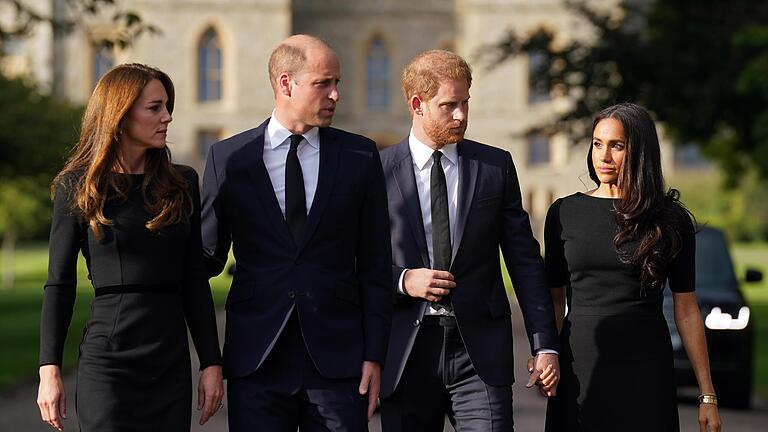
[588,103,694,290]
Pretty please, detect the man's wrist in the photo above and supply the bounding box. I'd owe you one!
[398,269,410,296]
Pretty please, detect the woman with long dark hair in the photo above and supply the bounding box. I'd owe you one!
[542,103,720,431]
[36,63,223,431]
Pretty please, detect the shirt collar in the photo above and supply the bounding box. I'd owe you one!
[408,132,458,171]
[267,111,320,150]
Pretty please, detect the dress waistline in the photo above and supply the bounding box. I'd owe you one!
[94,284,180,296]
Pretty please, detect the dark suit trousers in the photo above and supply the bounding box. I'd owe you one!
[380,316,514,432]
[227,311,367,432]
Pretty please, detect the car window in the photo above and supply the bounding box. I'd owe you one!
[695,229,738,292]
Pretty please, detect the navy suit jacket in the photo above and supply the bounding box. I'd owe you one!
[201,118,393,379]
[379,138,559,397]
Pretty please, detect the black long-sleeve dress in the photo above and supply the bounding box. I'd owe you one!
[543,193,694,432]
[39,166,221,432]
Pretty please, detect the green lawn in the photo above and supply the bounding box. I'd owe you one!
[0,243,232,389]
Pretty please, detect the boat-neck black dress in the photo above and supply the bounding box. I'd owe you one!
[543,192,695,432]
[39,166,221,431]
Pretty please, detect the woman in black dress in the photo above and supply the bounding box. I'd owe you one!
[542,103,720,431]
[36,63,223,431]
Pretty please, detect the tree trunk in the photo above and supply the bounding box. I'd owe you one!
[1,229,16,290]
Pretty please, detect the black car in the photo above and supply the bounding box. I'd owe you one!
[663,227,763,408]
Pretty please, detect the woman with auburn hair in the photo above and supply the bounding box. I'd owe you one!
[36,63,223,431]
[541,103,720,431]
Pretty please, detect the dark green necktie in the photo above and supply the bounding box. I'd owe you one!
[431,150,452,311]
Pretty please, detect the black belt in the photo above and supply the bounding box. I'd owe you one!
[95,284,180,296]
[421,315,457,327]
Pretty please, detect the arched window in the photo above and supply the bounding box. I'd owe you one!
[366,36,390,111]
[198,28,222,102]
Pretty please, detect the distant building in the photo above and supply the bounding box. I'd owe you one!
[2,0,712,238]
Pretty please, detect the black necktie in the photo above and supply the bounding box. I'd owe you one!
[285,134,306,243]
[431,150,452,311]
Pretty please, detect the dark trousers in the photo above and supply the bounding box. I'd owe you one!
[227,311,367,432]
[380,315,514,432]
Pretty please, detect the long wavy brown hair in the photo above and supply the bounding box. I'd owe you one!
[588,103,695,291]
[53,63,190,239]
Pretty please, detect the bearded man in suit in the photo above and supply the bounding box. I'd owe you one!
[378,50,560,432]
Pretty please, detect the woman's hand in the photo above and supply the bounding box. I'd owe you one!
[698,403,721,432]
[197,365,224,425]
[37,365,66,431]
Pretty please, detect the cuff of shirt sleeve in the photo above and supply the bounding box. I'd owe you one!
[397,269,409,295]
[535,348,558,355]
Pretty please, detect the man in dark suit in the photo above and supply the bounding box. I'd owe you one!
[378,50,560,432]
[201,34,392,431]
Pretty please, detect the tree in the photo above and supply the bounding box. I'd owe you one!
[0,74,82,288]
[0,0,157,52]
[0,178,49,288]
[479,0,768,186]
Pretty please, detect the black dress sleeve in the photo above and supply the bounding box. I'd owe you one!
[179,167,222,369]
[39,178,84,366]
[667,212,696,293]
[544,198,568,288]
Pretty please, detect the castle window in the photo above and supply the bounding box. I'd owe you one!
[366,36,390,111]
[198,28,222,102]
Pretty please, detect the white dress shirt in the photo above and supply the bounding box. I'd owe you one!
[398,133,459,316]
[264,114,321,216]
[398,133,558,354]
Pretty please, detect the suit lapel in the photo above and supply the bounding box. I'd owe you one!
[298,127,340,251]
[452,140,478,263]
[246,121,295,245]
[392,140,430,268]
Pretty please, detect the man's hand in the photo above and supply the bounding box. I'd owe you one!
[403,268,456,302]
[197,365,224,425]
[359,361,381,421]
[526,353,560,397]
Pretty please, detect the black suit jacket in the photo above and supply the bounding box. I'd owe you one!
[379,138,559,397]
[201,118,393,379]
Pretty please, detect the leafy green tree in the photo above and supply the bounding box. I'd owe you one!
[0,178,49,288]
[0,74,81,288]
[479,0,768,186]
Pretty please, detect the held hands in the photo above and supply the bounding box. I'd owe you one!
[197,365,224,425]
[403,268,456,302]
[359,361,381,421]
[526,353,560,397]
[698,402,721,432]
[37,365,66,431]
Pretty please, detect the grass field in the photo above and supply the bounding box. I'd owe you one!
[1,242,767,396]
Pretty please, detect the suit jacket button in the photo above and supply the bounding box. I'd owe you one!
[288,291,296,299]
[413,319,420,327]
